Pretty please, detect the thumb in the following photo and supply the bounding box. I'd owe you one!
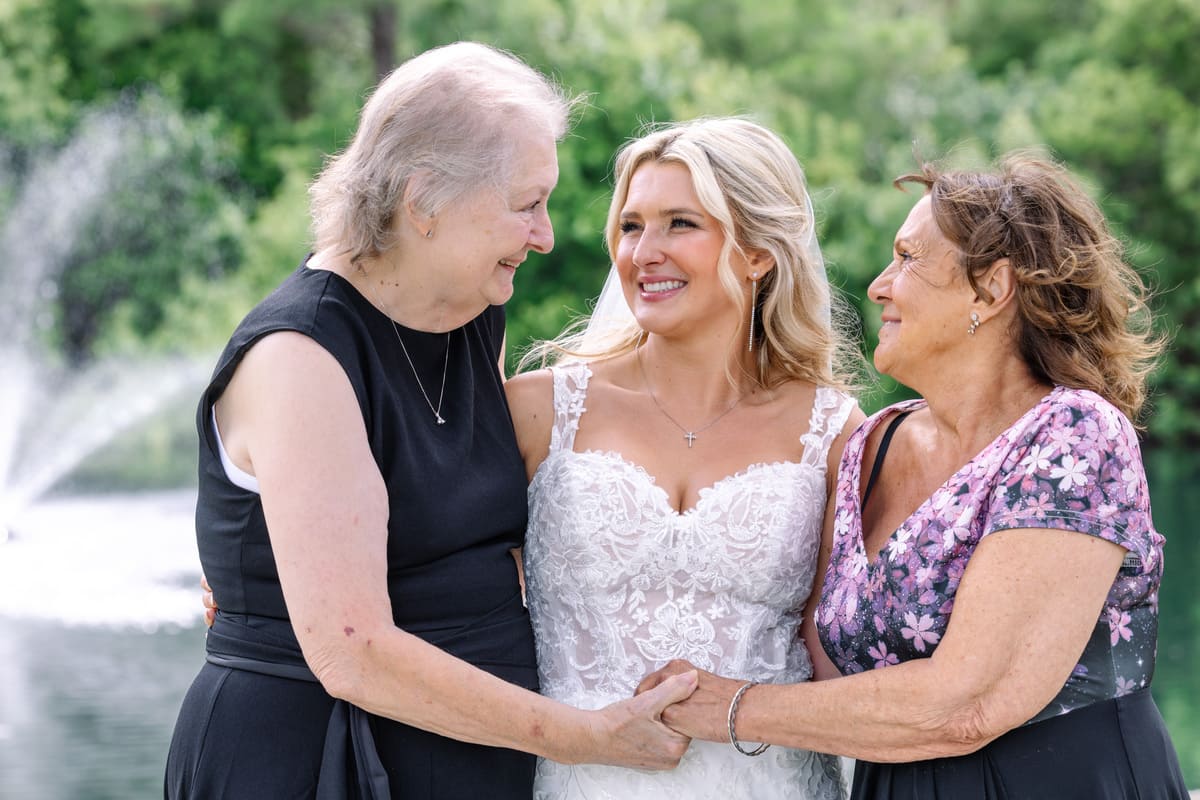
[639,669,698,712]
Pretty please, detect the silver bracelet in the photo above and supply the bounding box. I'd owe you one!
[727,680,770,756]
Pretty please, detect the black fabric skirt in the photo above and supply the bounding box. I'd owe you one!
[851,689,1187,800]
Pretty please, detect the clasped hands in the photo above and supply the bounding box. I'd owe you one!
[636,659,744,745]
[201,578,735,764]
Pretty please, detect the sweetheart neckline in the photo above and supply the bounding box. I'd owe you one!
[533,447,818,517]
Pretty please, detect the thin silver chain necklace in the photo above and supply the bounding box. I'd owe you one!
[635,343,741,448]
[367,282,450,425]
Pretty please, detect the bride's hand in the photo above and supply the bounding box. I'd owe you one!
[637,659,743,743]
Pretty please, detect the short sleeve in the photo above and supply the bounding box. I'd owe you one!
[982,390,1158,571]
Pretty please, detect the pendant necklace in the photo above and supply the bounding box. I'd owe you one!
[636,343,741,448]
[368,282,450,425]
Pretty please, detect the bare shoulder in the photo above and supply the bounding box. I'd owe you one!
[830,401,867,466]
[504,368,555,478]
[504,367,554,418]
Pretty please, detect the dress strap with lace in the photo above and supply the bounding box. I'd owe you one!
[547,361,592,454]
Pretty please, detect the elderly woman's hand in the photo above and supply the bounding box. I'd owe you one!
[200,573,217,628]
[636,660,743,743]
[580,669,699,769]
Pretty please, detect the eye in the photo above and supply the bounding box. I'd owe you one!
[619,220,642,235]
[670,216,698,230]
[523,199,542,212]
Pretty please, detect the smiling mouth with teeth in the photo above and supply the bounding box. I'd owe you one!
[641,279,686,293]
[499,259,518,268]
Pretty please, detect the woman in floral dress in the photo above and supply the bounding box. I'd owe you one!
[642,152,1188,799]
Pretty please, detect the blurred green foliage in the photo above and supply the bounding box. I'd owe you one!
[2,0,1198,442]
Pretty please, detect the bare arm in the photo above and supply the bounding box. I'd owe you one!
[653,526,1124,761]
[504,368,555,481]
[221,333,694,767]
[800,403,865,682]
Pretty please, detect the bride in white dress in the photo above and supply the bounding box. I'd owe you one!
[506,118,864,799]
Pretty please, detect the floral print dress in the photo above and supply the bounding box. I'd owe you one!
[816,386,1163,723]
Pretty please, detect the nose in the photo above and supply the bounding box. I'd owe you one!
[631,228,665,268]
[528,204,554,254]
[867,260,895,306]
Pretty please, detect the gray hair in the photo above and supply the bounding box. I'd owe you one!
[310,41,579,263]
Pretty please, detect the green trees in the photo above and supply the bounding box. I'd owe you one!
[2,0,1196,440]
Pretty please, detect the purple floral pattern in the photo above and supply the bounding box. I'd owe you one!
[816,387,1164,722]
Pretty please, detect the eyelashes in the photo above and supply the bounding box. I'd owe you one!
[619,216,699,235]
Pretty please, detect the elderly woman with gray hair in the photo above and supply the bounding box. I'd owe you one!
[164,42,696,800]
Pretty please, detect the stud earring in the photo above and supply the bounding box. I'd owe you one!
[967,311,981,336]
[748,273,760,352]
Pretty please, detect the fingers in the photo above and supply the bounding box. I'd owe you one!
[639,669,698,714]
[634,672,663,696]
[200,573,217,628]
[634,659,694,696]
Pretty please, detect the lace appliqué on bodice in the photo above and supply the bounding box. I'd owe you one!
[525,362,851,799]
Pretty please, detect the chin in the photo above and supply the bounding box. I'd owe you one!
[487,283,516,307]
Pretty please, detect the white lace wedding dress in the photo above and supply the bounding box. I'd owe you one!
[524,362,852,800]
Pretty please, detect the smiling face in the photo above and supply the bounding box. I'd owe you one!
[868,194,976,384]
[614,161,747,341]
[431,127,559,310]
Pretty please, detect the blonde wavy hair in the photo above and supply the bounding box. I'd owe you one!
[309,41,580,265]
[522,117,862,392]
[895,151,1165,423]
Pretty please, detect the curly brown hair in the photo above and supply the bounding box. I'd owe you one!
[894,151,1164,424]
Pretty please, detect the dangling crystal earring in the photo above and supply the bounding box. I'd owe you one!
[967,311,981,336]
[747,273,759,352]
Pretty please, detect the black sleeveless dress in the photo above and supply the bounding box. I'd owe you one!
[165,260,537,799]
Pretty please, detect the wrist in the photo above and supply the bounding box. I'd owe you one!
[541,705,602,765]
[728,681,770,756]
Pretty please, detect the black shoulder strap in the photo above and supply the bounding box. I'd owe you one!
[862,410,913,511]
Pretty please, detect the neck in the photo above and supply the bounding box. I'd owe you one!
[311,246,469,333]
[918,352,1051,453]
[636,332,757,414]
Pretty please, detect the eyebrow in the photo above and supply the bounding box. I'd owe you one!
[620,207,704,219]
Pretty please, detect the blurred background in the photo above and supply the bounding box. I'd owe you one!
[0,0,1197,796]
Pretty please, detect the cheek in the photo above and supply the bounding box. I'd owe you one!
[614,242,640,280]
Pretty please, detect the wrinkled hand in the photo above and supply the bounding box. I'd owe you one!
[585,670,698,770]
[637,659,743,743]
[201,573,217,628]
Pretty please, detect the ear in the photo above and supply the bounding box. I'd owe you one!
[401,170,437,237]
[974,257,1016,318]
[745,248,776,280]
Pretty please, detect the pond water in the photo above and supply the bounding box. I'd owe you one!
[0,452,1196,799]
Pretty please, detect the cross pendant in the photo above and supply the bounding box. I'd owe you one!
[684,431,697,448]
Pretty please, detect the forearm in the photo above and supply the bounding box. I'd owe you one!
[735,660,992,762]
[312,623,594,763]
